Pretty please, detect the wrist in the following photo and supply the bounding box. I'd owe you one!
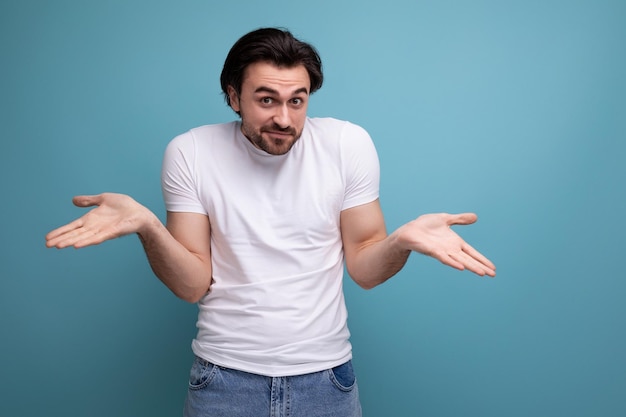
[136,208,162,239]
[389,226,412,255]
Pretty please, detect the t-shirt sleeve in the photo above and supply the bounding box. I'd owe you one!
[161,132,208,214]
[340,122,380,211]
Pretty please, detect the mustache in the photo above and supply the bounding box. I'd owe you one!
[261,124,296,136]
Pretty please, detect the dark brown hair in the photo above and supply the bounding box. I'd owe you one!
[220,28,323,108]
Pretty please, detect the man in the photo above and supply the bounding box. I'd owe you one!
[46,28,495,417]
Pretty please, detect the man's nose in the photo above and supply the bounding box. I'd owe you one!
[272,104,291,128]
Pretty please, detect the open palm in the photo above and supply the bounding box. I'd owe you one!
[398,212,496,277]
[45,193,151,249]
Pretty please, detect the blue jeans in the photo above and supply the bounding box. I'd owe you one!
[183,356,362,417]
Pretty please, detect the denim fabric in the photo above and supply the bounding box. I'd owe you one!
[183,356,362,417]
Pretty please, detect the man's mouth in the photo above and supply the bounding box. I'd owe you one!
[263,129,294,139]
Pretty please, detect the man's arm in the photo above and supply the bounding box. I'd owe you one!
[45,193,212,303]
[340,199,496,289]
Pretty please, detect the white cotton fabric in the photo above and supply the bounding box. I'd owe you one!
[161,117,380,377]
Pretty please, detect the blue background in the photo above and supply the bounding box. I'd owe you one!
[1,0,625,416]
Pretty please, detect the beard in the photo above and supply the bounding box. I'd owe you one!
[240,120,302,156]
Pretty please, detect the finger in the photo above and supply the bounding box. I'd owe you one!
[449,251,494,277]
[72,194,103,208]
[72,224,125,248]
[462,242,496,271]
[49,226,108,249]
[434,250,466,272]
[45,218,85,243]
[46,225,91,248]
[447,212,478,226]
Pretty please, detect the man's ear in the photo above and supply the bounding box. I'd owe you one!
[227,86,240,112]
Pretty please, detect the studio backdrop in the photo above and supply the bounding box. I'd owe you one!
[1,1,625,416]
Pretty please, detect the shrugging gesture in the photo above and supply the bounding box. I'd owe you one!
[395,212,496,276]
[46,193,213,302]
[340,200,496,289]
[45,193,155,249]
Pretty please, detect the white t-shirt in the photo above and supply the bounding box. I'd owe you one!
[161,117,380,376]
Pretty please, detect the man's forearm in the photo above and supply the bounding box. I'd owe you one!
[137,214,212,303]
[346,230,411,290]
[45,193,213,302]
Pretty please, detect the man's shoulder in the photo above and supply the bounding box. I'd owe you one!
[306,116,350,129]
[187,121,239,139]
[168,121,238,147]
[305,117,371,143]
[305,117,368,136]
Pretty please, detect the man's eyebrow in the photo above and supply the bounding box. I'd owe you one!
[254,86,278,95]
[253,86,309,95]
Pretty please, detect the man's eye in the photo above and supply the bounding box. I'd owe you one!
[261,97,273,104]
[291,98,303,105]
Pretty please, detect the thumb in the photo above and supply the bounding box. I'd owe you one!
[448,212,478,226]
[72,194,103,208]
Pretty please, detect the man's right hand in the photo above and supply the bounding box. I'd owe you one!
[45,193,157,249]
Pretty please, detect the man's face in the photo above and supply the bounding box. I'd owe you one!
[228,61,310,155]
